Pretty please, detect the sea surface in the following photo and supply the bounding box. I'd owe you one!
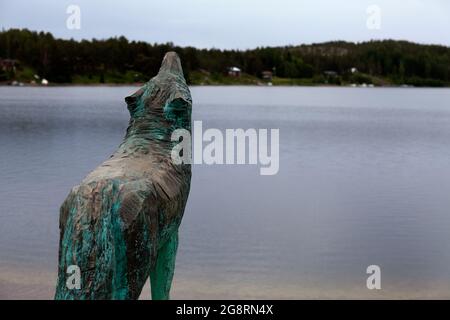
[1,86,450,299]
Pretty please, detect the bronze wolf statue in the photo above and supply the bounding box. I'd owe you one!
[55,52,192,300]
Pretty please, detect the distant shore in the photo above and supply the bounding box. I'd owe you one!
[2,70,448,88]
[1,82,447,88]
[3,29,450,90]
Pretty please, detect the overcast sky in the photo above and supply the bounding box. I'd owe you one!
[1,0,449,49]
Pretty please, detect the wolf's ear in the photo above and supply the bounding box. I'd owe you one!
[125,87,145,116]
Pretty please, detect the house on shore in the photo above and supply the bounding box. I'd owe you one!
[227,66,241,77]
[262,70,273,81]
[0,58,17,73]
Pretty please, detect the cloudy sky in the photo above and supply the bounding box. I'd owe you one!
[0,0,449,49]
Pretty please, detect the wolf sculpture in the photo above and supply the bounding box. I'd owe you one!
[55,52,192,300]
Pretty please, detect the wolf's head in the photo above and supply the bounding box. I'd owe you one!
[124,52,192,144]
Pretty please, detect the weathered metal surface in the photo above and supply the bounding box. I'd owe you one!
[55,52,192,300]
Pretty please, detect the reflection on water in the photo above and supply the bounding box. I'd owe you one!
[1,86,450,299]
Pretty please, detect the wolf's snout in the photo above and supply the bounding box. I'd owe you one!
[159,51,183,75]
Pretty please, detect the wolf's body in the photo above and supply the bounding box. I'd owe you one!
[55,52,192,300]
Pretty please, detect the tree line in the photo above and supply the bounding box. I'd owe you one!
[1,28,449,86]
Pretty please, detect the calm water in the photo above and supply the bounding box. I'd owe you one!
[1,86,450,299]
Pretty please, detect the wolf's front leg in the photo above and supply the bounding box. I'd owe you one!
[149,231,179,300]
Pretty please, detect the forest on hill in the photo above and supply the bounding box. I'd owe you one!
[1,28,449,87]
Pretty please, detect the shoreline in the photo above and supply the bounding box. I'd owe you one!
[2,263,449,300]
[1,83,449,89]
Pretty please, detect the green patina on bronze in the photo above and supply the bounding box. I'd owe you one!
[55,52,192,300]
